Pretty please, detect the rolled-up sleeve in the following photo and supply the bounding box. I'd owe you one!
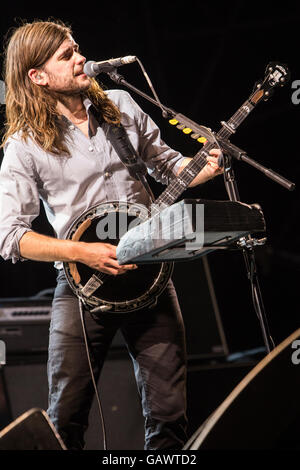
[0,139,40,263]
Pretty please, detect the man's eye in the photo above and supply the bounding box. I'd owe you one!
[60,45,80,60]
[63,51,72,59]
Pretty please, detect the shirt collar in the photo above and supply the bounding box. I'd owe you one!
[60,96,102,133]
[60,96,95,121]
[82,96,94,114]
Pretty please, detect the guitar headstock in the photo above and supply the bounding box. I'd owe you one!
[251,62,290,104]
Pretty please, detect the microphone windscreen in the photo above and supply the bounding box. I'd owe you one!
[83,61,97,77]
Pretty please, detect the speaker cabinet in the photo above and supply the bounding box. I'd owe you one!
[1,357,48,422]
[184,328,300,450]
[0,408,66,450]
[1,350,145,450]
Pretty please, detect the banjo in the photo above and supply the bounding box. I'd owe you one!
[63,62,289,314]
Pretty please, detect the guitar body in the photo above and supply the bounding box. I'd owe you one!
[63,201,173,314]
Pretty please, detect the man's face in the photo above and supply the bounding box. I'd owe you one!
[41,36,91,95]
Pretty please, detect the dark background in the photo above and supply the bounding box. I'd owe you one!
[0,2,299,355]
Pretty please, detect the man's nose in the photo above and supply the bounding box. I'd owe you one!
[75,52,86,64]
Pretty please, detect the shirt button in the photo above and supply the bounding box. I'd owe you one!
[69,125,75,130]
[88,146,94,152]
[104,172,111,178]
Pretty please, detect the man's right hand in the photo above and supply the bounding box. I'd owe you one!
[19,231,137,275]
[78,241,137,275]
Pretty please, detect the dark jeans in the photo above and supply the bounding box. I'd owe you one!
[47,270,188,450]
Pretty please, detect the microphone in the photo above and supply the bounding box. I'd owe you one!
[83,56,137,77]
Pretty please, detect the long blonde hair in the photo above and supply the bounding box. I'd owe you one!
[1,20,121,155]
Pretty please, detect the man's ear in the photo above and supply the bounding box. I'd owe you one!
[28,68,48,86]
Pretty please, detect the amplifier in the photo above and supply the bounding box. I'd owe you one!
[0,298,52,355]
[0,297,125,355]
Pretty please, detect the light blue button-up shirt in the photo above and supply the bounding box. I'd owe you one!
[0,89,185,265]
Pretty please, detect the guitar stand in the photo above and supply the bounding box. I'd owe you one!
[221,152,275,353]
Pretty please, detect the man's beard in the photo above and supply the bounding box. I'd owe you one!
[45,70,91,97]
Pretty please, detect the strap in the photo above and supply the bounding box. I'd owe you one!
[106,124,155,202]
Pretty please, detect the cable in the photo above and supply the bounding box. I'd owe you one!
[248,252,275,351]
[78,298,108,450]
[135,56,170,118]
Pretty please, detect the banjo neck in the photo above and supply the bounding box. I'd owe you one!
[154,62,289,211]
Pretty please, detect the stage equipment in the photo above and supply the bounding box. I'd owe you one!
[0,297,52,354]
[183,328,300,450]
[0,408,66,450]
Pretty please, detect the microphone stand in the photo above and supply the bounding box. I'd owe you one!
[219,150,275,353]
[217,138,295,192]
[214,140,294,353]
[107,68,296,353]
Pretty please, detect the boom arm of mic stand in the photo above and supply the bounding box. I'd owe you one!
[217,138,296,191]
[107,70,217,144]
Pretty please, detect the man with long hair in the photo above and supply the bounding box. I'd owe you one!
[0,20,222,450]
